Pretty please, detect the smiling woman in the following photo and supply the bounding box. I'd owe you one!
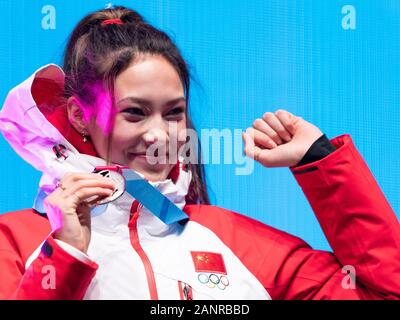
[0,5,399,300]
[60,6,209,205]
[68,55,188,182]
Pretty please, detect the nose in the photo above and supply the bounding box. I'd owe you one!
[143,131,162,146]
[142,116,169,147]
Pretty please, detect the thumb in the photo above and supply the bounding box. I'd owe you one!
[242,131,298,168]
[244,130,299,167]
[242,131,262,161]
[255,142,298,167]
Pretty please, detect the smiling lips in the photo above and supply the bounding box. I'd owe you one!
[130,152,147,156]
[128,152,169,158]
[129,150,169,157]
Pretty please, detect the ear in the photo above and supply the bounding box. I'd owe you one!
[67,96,88,135]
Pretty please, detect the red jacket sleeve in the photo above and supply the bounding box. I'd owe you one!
[187,134,399,300]
[12,236,98,300]
[268,134,400,299]
[0,211,98,300]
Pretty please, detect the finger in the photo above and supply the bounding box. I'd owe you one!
[60,178,115,197]
[243,131,282,166]
[60,172,112,185]
[71,186,114,204]
[242,131,263,160]
[85,196,108,206]
[262,112,292,142]
[247,127,278,149]
[252,118,283,145]
[274,109,300,136]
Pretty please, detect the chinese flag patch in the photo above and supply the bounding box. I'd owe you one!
[190,251,227,275]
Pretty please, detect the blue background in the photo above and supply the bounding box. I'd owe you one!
[0,0,399,251]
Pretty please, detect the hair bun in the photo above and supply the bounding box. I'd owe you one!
[107,6,144,24]
[120,12,144,24]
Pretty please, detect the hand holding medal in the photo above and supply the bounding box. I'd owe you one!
[44,172,116,253]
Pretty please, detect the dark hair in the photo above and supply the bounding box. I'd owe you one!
[62,5,210,205]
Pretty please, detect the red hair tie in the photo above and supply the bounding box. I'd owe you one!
[101,18,124,25]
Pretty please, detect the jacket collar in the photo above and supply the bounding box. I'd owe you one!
[0,63,192,234]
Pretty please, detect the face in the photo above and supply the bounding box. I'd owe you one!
[86,55,187,182]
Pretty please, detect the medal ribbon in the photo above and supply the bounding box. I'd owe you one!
[33,166,188,225]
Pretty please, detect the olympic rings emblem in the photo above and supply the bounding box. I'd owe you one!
[197,273,230,290]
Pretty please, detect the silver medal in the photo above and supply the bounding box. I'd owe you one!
[92,169,126,204]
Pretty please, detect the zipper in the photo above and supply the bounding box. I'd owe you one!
[129,201,159,300]
[178,280,193,300]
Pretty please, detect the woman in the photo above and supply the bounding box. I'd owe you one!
[0,6,398,300]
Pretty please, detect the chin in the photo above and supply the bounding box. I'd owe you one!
[141,171,170,182]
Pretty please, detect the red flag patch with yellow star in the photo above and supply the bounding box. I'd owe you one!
[190,251,227,274]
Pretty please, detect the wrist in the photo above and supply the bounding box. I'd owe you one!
[294,133,336,167]
[53,231,88,254]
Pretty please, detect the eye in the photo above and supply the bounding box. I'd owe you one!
[122,107,145,116]
[123,107,145,115]
[167,107,184,116]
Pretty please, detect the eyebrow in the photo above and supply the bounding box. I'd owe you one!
[117,96,186,108]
